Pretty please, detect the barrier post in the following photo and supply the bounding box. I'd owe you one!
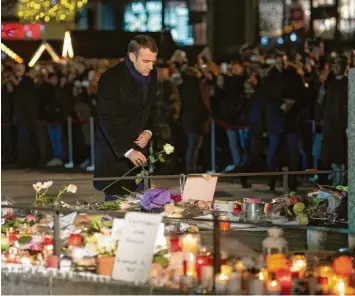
[282,166,289,193]
[65,115,74,169]
[211,118,216,172]
[348,68,355,232]
[87,116,95,172]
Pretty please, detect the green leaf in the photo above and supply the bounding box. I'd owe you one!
[286,208,293,217]
[149,145,154,155]
[18,236,32,245]
[158,154,165,163]
[149,155,156,163]
[310,197,322,206]
[91,216,102,230]
[135,178,143,185]
[141,169,149,176]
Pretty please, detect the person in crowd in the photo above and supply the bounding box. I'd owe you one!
[13,64,38,168]
[264,52,305,191]
[155,61,181,173]
[179,63,206,173]
[216,60,247,173]
[321,56,348,186]
[45,73,65,167]
[1,66,16,164]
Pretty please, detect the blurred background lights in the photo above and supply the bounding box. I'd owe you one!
[290,32,297,42]
[261,36,268,45]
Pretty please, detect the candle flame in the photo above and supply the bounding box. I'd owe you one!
[189,253,195,261]
[219,273,228,281]
[20,257,31,265]
[335,280,346,295]
[271,280,277,287]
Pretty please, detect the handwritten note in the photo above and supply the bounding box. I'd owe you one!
[111,212,163,283]
[111,218,165,251]
[182,175,218,202]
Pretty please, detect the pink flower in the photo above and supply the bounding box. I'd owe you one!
[25,215,36,223]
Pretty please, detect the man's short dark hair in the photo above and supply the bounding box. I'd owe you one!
[128,35,158,57]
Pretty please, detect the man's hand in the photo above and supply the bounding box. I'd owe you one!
[128,150,147,167]
[134,130,151,148]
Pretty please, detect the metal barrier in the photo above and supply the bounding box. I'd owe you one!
[86,116,95,172]
[64,116,74,169]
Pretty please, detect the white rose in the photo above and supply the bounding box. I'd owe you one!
[33,182,43,192]
[42,181,53,189]
[163,143,175,155]
[66,184,77,193]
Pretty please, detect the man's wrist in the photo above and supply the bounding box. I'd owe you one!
[144,130,152,138]
[124,148,134,158]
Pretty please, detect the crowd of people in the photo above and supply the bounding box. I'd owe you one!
[1,41,354,191]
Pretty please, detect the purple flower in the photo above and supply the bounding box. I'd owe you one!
[141,189,172,210]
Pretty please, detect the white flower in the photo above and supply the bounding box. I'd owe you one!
[42,181,53,189]
[120,200,131,211]
[66,184,77,194]
[97,234,116,254]
[163,143,175,155]
[33,182,43,192]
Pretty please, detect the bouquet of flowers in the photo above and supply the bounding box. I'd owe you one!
[32,181,77,206]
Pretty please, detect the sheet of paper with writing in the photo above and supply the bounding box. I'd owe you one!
[111,218,165,251]
[111,212,163,283]
[182,175,218,202]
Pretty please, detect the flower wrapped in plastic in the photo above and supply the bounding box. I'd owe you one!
[140,189,172,211]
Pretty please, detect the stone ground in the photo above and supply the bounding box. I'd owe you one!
[1,169,349,253]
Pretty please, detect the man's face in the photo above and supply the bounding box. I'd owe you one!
[231,63,243,75]
[129,48,157,76]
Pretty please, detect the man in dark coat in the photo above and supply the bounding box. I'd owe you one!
[93,35,158,200]
[321,56,348,186]
[264,54,304,191]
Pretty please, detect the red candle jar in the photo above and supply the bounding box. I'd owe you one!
[276,269,293,295]
[47,255,59,268]
[8,230,18,244]
[169,236,182,252]
[195,255,210,280]
[44,236,53,246]
[219,216,231,231]
[68,234,83,247]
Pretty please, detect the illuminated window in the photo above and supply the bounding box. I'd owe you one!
[259,0,284,36]
[124,0,194,45]
[314,17,336,38]
[312,0,335,8]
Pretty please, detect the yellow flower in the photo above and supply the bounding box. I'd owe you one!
[32,182,43,192]
[42,181,53,189]
[163,143,174,155]
[66,184,77,193]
